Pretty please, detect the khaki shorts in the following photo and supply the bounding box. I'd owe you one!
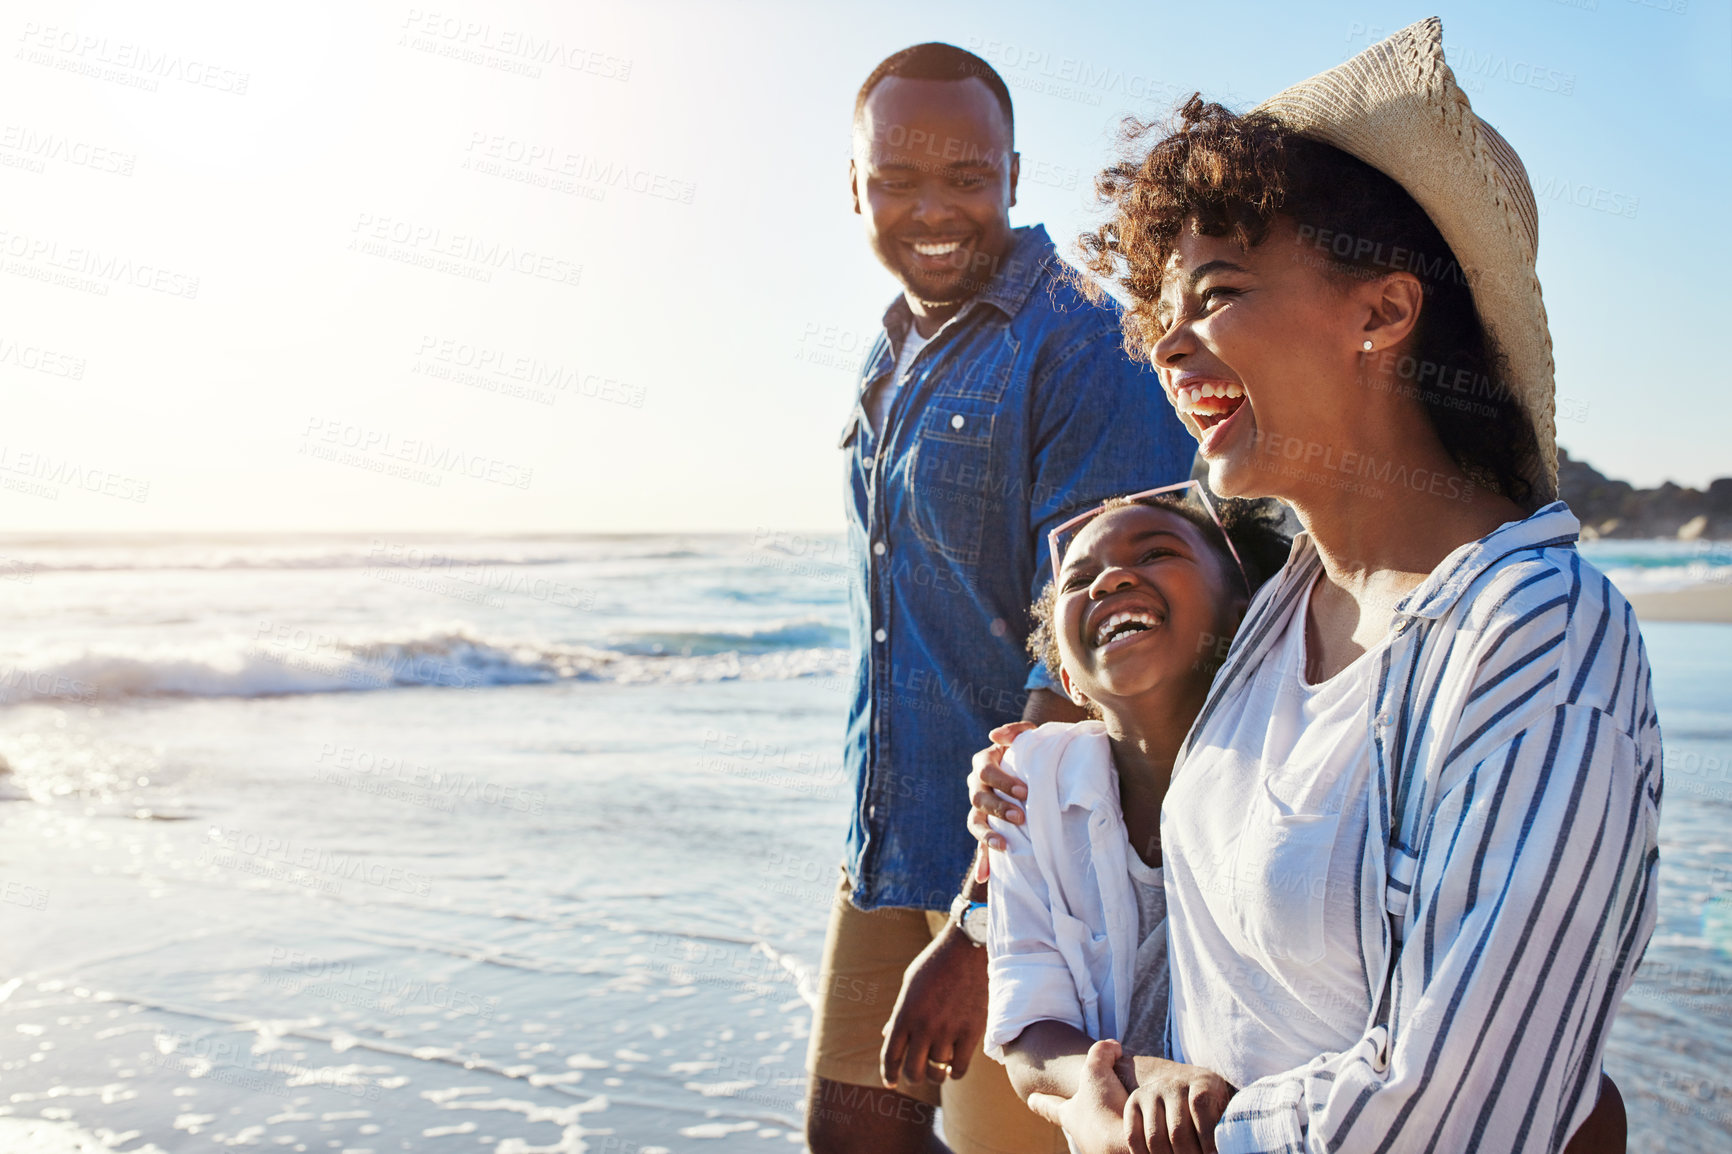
[806,868,1066,1154]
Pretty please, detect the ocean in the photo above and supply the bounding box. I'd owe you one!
[0,534,1725,1151]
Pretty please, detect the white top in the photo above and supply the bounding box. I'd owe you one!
[983,721,1170,1063]
[1162,570,1379,1085]
[865,325,931,437]
[1162,505,1661,1152]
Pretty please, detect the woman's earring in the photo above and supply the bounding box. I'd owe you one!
[1362,340,1374,352]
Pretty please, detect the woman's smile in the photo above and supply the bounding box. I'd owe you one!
[1164,372,1255,459]
[1195,395,1251,457]
[1170,378,1245,426]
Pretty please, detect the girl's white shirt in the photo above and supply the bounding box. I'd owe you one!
[983,720,1169,1061]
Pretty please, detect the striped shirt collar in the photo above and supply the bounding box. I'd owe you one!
[1283,500,1581,621]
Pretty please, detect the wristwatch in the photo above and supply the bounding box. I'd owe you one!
[948,893,989,947]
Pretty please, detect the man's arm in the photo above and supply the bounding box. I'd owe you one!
[879,687,1085,1089]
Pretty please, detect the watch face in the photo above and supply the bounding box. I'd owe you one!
[961,904,989,944]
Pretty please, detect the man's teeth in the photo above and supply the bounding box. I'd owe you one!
[1175,382,1245,413]
[912,240,963,257]
[1094,611,1159,648]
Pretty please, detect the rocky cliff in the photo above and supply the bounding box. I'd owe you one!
[1560,450,1732,540]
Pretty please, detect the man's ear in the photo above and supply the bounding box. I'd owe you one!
[849,157,861,216]
[1007,151,1020,210]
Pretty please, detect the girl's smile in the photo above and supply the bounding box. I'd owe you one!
[1054,503,1245,711]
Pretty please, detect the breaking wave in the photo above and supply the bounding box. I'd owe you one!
[0,622,849,705]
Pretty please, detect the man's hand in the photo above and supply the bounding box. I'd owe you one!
[966,720,1036,881]
[880,923,988,1089]
[1121,1056,1235,1154]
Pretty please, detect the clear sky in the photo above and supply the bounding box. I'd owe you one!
[1,0,1726,533]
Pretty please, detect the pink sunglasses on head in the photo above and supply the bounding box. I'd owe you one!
[1046,479,1249,593]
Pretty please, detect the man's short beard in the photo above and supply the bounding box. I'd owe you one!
[909,271,989,309]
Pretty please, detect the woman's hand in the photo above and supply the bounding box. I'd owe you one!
[1054,1039,1137,1154]
[966,720,1036,881]
[1121,1057,1235,1154]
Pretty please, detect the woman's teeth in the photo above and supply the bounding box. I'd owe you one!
[912,240,963,257]
[1175,382,1245,414]
[1094,611,1160,648]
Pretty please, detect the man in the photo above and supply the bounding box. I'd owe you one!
[805,43,1194,1154]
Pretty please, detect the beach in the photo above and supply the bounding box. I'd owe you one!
[1626,585,1732,623]
[0,534,1727,1151]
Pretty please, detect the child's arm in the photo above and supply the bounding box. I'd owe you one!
[1002,1019,1126,1114]
[983,737,1129,1150]
[983,737,1092,1065]
[1007,1023,1235,1153]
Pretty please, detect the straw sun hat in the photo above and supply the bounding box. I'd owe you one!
[1254,16,1558,504]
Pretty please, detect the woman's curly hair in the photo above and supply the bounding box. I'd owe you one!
[1074,95,1538,509]
[1026,491,1291,692]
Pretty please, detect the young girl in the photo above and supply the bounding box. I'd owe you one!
[982,485,1289,1153]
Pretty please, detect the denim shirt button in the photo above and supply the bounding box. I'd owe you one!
[868,804,876,818]
[863,455,875,469]
[950,414,965,430]
[873,542,886,556]
[874,629,887,643]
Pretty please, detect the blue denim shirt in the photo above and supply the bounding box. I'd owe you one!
[840,224,1194,911]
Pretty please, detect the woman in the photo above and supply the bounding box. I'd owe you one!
[967,19,1658,1153]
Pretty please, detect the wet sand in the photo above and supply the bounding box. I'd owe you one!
[1627,585,1732,623]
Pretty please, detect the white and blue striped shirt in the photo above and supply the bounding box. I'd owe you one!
[1167,502,1663,1153]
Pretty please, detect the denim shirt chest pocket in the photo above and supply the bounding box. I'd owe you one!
[904,329,1018,569]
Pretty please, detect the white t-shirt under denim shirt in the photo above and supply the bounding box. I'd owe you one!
[1162,567,1380,1087]
[864,325,931,437]
[983,721,1170,1065]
